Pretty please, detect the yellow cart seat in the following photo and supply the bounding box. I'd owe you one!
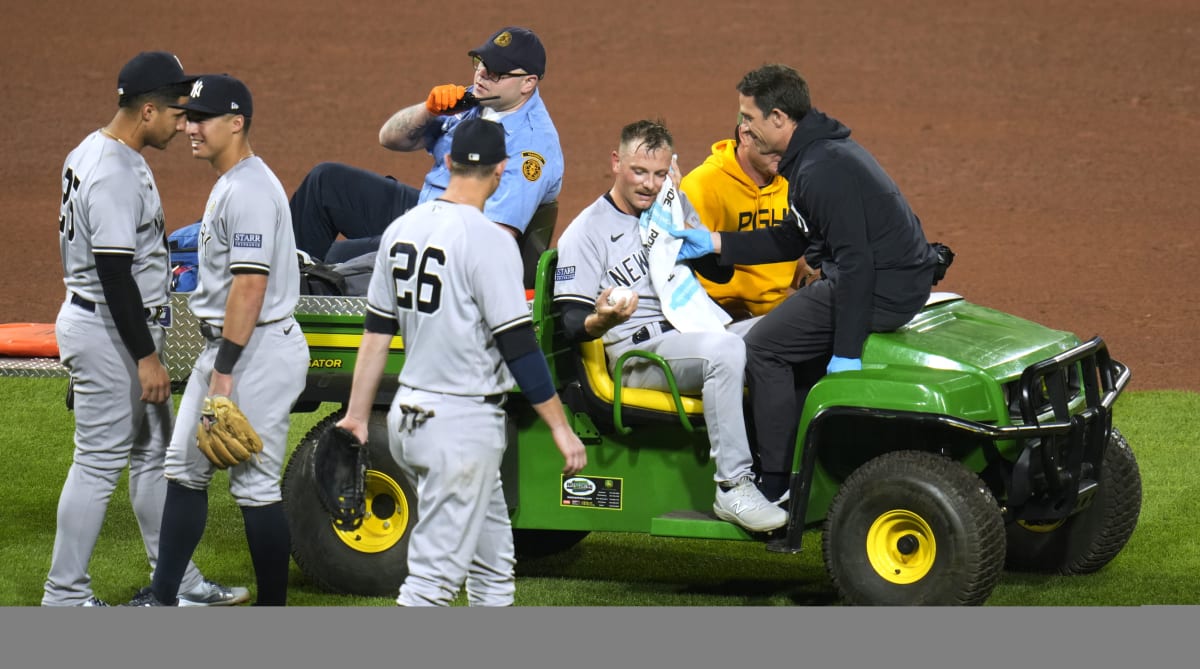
[575,338,705,434]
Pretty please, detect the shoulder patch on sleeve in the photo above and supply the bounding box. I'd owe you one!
[233,233,263,248]
[554,265,575,282]
[521,151,546,182]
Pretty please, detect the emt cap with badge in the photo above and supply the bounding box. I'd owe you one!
[450,118,507,166]
[468,26,546,78]
[118,51,197,97]
[170,74,254,118]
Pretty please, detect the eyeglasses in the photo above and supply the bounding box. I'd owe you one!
[472,56,529,83]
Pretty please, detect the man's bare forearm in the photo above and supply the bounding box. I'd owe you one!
[379,101,433,151]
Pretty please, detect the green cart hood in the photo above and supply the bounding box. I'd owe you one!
[864,293,1082,383]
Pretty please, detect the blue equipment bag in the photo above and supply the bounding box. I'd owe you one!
[168,221,201,292]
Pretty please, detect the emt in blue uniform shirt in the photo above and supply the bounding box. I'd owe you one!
[288,26,563,265]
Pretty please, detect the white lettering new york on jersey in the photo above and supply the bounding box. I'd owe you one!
[59,131,169,307]
[553,194,687,346]
[365,199,528,397]
[188,156,300,325]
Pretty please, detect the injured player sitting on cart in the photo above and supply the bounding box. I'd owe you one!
[551,119,787,534]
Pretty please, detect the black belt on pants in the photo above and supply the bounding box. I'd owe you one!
[71,293,165,321]
[200,317,293,342]
[484,393,504,405]
[199,322,223,341]
[631,320,674,344]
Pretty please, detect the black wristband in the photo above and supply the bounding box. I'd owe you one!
[214,340,245,375]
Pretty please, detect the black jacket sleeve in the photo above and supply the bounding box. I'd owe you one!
[688,253,733,283]
[716,217,808,266]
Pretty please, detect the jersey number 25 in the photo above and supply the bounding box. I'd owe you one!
[59,167,81,242]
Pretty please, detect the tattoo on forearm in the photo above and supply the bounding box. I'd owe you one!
[405,122,424,143]
[383,106,429,147]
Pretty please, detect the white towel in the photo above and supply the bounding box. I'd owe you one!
[637,176,731,333]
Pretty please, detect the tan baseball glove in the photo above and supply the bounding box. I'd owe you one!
[196,395,263,469]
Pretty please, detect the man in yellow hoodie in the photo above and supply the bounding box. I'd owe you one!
[680,125,818,320]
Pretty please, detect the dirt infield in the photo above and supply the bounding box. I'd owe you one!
[3,0,1196,390]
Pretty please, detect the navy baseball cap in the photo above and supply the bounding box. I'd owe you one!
[468,27,546,78]
[450,118,507,165]
[117,51,196,97]
[170,74,253,118]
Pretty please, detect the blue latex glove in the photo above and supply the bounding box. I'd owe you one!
[827,356,862,374]
[668,227,714,259]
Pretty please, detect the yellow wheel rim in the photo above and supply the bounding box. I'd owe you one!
[333,470,411,553]
[866,510,937,584]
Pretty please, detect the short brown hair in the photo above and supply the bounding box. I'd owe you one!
[737,64,811,121]
[619,119,673,155]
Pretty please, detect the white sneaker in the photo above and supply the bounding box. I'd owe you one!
[177,579,251,607]
[713,477,788,532]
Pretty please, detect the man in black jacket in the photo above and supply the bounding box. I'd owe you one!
[672,64,940,503]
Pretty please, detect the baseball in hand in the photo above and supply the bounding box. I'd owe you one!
[607,287,634,307]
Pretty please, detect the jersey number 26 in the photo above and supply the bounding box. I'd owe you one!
[390,241,445,314]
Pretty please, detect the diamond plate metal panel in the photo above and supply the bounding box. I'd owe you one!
[162,292,203,380]
[161,293,371,382]
[293,294,370,317]
[0,357,69,378]
[1,294,373,381]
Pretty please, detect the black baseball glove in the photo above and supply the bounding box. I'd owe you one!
[312,424,369,531]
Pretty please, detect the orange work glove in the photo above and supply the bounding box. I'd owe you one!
[425,84,467,115]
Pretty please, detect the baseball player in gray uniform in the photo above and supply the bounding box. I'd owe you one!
[335,118,586,607]
[553,119,787,533]
[127,74,309,606]
[45,51,246,607]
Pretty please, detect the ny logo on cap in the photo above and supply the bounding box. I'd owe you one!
[189,80,204,98]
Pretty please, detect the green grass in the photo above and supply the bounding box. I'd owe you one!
[2,377,1196,606]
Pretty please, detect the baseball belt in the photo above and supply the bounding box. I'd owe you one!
[631,320,675,344]
[71,292,167,322]
[199,316,293,342]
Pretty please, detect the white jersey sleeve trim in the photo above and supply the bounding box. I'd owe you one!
[553,293,595,308]
[92,246,136,256]
[491,313,533,335]
[229,260,271,274]
[366,302,394,320]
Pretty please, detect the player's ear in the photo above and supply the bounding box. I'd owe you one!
[493,159,507,180]
[140,101,158,123]
[231,115,245,134]
[610,149,621,175]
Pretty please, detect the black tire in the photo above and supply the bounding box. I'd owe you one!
[283,409,417,597]
[823,450,1006,606]
[513,529,590,560]
[1004,427,1142,574]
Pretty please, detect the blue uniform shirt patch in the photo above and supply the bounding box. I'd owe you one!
[233,233,263,248]
[555,265,575,281]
